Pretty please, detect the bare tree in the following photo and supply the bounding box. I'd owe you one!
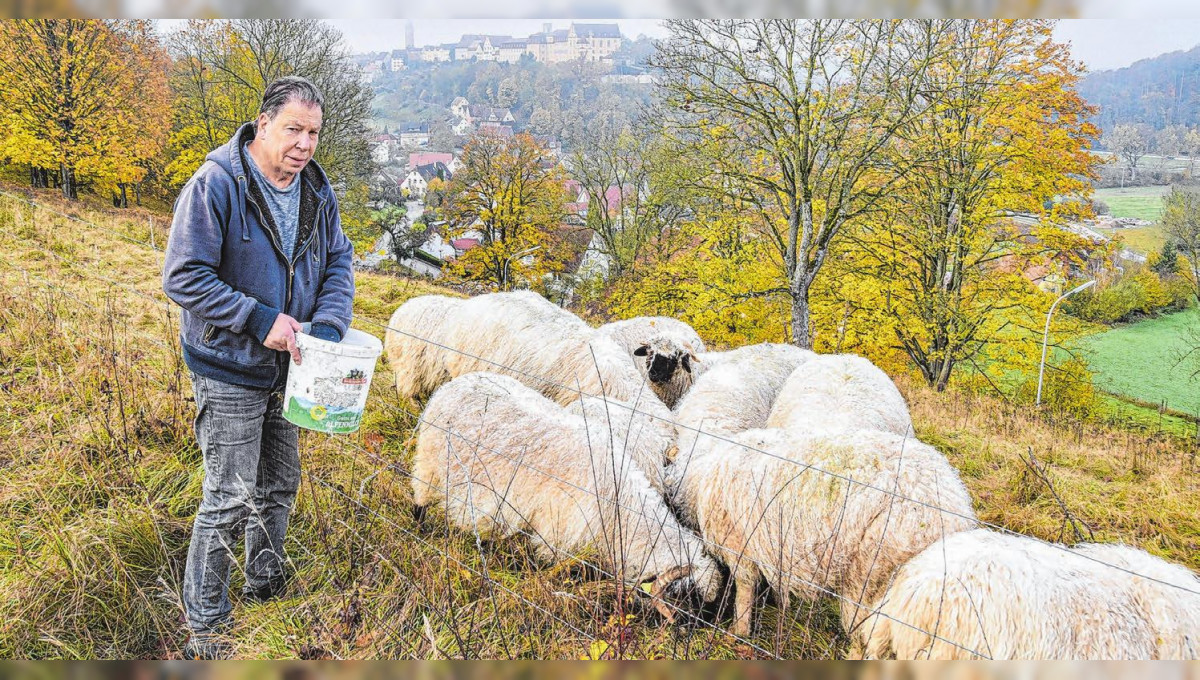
[650,20,948,348]
[568,115,694,280]
[1105,123,1153,183]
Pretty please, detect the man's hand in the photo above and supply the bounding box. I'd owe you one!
[264,313,303,365]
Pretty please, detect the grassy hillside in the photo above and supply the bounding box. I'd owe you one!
[0,185,1197,659]
[1082,308,1200,418]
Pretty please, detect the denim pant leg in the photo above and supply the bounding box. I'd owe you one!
[244,388,300,593]
[183,374,271,633]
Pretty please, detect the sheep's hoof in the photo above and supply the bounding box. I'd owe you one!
[412,504,429,530]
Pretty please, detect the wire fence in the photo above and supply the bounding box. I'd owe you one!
[2,188,1196,661]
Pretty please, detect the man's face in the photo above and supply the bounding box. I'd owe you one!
[255,98,323,177]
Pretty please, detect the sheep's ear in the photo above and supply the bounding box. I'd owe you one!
[633,345,650,357]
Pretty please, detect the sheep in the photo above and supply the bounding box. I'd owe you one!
[412,372,723,619]
[853,529,1187,660]
[1073,542,1200,659]
[383,294,462,402]
[671,343,815,460]
[594,317,706,409]
[767,353,914,438]
[385,292,680,487]
[669,427,977,636]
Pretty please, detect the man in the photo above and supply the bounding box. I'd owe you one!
[162,76,355,659]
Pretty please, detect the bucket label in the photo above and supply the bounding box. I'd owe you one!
[285,393,364,433]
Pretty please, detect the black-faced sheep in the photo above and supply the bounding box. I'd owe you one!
[595,317,706,408]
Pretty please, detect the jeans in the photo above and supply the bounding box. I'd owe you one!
[183,372,300,633]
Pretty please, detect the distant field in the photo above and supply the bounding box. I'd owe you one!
[1096,225,1167,255]
[1082,307,1200,418]
[1092,186,1171,254]
[1093,185,1171,222]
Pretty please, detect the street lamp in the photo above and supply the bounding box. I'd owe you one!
[501,245,540,289]
[1036,279,1096,407]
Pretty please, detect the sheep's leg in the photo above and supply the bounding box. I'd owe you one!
[411,503,429,531]
[731,562,759,637]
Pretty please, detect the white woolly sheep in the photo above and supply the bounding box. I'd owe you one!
[385,292,680,486]
[1073,542,1200,660]
[383,294,462,402]
[412,372,723,618]
[671,343,815,460]
[854,529,1197,660]
[767,353,914,438]
[669,427,977,636]
[595,317,706,409]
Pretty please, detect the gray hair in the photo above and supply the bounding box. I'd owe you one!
[258,76,324,119]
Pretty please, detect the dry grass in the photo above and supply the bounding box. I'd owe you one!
[0,184,1196,659]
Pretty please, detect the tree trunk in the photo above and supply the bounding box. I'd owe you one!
[790,283,814,350]
[134,183,141,206]
[60,164,77,200]
[118,183,128,209]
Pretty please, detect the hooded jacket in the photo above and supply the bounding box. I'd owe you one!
[162,122,355,388]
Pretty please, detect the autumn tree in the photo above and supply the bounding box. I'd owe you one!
[568,118,694,281]
[0,20,170,201]
[847,20,1101,391]
[442,131,572,290]
[371,203,426,262]
[1161,185,1200,301]
[650,20,948,348]
[166,20,373,187]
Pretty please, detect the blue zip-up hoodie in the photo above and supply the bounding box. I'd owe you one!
[162,122,355,388]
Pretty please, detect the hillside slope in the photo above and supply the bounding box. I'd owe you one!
[0,185,1196,659]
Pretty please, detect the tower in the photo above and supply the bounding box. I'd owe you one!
[405,21,415,50]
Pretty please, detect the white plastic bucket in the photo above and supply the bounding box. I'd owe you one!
[283,328,383,434]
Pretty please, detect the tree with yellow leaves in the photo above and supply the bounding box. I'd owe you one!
[651,20,950,348]
[442,131,573,290]
[0,20,170,202]
[843,20,1102,391]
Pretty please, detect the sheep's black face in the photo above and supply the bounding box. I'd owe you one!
[648,354,678,384]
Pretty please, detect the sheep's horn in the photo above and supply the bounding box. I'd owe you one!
[649,565,693,623]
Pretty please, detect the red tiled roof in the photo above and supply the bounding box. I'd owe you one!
[409,152,453,168]
[451,238,480,251]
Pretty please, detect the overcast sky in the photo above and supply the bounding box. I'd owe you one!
[155,18,1200,74]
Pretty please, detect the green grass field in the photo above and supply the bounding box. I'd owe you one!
[1082,307,1200,419]
[1092,186,1172,255]
[1094,185,1171,222]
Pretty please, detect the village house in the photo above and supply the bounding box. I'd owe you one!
[420,45,453,62]
[398,124,431,147]
[400,161,451,199]
[389,49,406,71]
[453,34,512,62]
[450,97,516,137]
[408,151,454,172]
